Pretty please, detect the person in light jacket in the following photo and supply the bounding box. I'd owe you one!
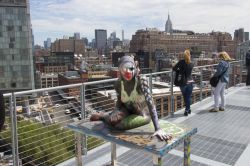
[210,52,231,112]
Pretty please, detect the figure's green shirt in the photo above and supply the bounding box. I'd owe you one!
[121,79,139,104]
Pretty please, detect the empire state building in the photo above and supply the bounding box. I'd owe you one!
[165,14,173,34]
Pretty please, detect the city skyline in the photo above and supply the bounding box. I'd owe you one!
[30,0,250,46]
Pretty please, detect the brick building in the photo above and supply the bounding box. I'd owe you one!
[51,39,85,55]
[130,29,235,69]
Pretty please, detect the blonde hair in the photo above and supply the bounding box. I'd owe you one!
[218,51,231,61]
[184,49,191,64]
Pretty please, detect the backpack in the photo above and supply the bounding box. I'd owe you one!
[173,60,188,87]
[174,67,187,86]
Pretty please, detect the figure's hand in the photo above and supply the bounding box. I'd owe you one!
[90,112,104,121]
[109,111,124,125]
[151,129,172,141]
[110,114,120,125]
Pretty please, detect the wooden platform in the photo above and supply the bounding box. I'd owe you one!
[67,120,197,166]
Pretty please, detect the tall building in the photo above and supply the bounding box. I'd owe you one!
[95,29,107,55]
[63,35,69,39]
[44,38,51,49]
[82,37,88,46]
[245,32,249,41]
[0,0,35,91]
[236,40,250,64]
[74,32,80,40]
[110,31,116,39]
[122,30,124,42]
[234,28,245,43]
[165,13,173,34]
[107,31,120,49]
[91,39,96,48]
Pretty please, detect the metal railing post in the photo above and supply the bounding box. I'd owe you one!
[239,61,243,84]
[80,84,87,155]
[80,84,86,119]
[149,73,153,94]
[199,71,203,101]
[10,92,19,166]
[170,71,174,117]
[75,133,82,166]
[233,62,236,86]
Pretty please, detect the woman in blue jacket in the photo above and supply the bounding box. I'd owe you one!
[210,52,231,112]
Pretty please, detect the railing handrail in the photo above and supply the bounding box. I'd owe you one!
[3,60,242,98]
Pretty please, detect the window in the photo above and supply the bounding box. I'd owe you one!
[0,83,5,88]
[9,43,14,48]
[13,71,17,77]
[10,37,15,42]
[8,20,14,25]
[5,7,14,14]
[7,25,14,31]
[0,67,4,77]
[16,0,26,3]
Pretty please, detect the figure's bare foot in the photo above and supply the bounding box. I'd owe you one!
[90,112,104,121]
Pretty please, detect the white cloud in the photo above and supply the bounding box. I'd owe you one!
[30,0,250,45]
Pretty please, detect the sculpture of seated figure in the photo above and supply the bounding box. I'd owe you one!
[90,55,172,141]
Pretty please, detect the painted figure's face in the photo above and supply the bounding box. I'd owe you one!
[120,61,135,81]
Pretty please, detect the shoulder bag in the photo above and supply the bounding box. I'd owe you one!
[210,67,228,87]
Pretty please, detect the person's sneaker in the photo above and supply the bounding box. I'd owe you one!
[209,108,219,112]
[219,107,225,111]
[188,110,191,114]
[184,111,188,116]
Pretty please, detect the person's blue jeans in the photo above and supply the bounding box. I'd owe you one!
[180,83,193,112]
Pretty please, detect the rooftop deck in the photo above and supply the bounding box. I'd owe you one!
[59,85,250,166]
[0,62,246,166]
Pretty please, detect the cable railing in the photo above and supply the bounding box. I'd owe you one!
[0,61,243,166]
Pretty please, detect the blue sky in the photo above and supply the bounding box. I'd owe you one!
[30,0,250,46]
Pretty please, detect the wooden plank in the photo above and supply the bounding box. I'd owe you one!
[68,120,197,157]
